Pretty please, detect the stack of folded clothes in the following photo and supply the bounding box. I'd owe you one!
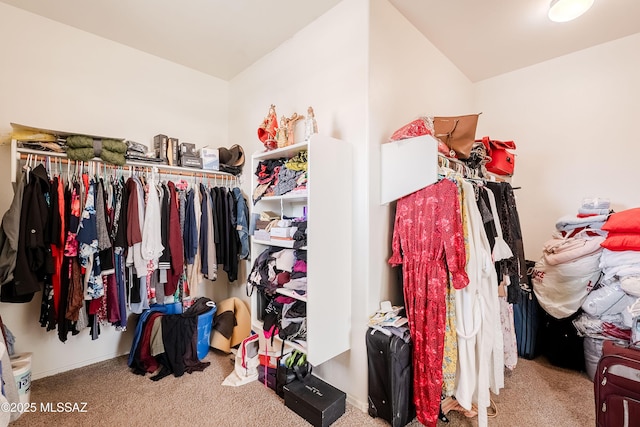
[125,140,166,164]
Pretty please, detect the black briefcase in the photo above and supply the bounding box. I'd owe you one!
[283,374,346,427]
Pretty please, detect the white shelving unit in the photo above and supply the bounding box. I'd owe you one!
[249,135,352,366]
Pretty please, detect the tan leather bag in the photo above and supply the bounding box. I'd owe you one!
[433,113,481,159]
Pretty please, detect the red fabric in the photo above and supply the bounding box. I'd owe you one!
[165,182,185,296]
[126,178,142,246]
[389,118,431,141]
[601,232,640,251]
[388,179,469,427]
[52,177,65,314]
[602,207,640,233]
[105,273,120,323]
[139,312,163,373]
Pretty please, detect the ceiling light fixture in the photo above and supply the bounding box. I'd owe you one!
[548,0,594,22]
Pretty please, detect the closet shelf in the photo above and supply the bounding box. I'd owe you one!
[252,239,307,250]
[11,141,236,184]
[275,288,307,302]
[258,193,308,203]
[252,141,308,161]
[251,319,307,353]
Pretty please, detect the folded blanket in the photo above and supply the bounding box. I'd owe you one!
[65,135,127,165]
[555,214,609,231]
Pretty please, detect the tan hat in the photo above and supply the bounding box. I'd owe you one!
[210,297,251,353]
[218,144,245,167]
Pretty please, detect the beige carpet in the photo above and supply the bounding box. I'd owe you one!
[11,351,595,427]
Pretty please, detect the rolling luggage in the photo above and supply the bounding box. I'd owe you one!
[594,340,640,426]
[513,260,543,359]
[540,309,585,372]
[366,327,415,427]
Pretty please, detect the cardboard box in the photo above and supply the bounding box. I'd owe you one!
[153,134,168,160]
[167,137,179,166]
[284,375,346,427]
[201,147,219,171]
[180,142,197,158]
[179,155,202,169]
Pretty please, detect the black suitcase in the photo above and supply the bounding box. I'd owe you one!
[540,309,585,372]
[366,327,415,427]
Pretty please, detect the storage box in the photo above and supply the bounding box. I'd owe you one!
[196,306,217,360]
[259,351,280,369]
[258,365,277,391]
[167,137,179,166]
[201,147,220,171]
[270,227,297,238]
[283,375,346,427]
[180,142,197,158]
[153,134,168,160]
[179,155,202,169]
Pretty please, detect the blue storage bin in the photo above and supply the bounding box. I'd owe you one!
[197,306,217,360]
[149,302,183,314]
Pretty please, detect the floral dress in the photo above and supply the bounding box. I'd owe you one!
[389,179,469,427]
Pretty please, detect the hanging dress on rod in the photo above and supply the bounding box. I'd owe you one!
[389,178,469,427]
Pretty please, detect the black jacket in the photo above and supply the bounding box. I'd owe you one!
[1,164,52,302]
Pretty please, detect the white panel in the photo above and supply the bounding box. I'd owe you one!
[307,134,352,365]
[380,135,438,204]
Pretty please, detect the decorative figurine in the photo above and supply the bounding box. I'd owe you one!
[258,104,278,150]
[276,115,289,148]
[287,112,304,146]
[304,106,318,142]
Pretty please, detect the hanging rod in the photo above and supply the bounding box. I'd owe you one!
[11,141,237,184]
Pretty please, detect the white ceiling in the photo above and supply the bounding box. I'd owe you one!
[2,0,640,82]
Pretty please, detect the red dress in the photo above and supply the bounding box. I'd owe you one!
[389,179,469,427]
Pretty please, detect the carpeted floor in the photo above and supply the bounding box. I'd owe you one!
[10,351,595,427]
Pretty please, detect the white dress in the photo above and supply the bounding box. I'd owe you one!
[454,180,504,427]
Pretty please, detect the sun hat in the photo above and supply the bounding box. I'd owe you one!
[218,144,245,167]
[210,297,251,353]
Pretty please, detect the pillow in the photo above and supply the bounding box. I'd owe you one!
[601,232,640,251]
[602,208,640,233]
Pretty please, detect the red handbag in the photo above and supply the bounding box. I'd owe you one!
[479,136,516,176]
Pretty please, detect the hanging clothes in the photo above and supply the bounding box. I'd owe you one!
[486,181,527,304]
[454,180,504,427]
[165,181,184,296]
[2,164,52,303]
[389,178,469,427]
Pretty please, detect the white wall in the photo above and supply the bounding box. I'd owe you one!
[369,0,474,313]
[229,0,371,406]
[0,3,230,379]
[474,32,640,261]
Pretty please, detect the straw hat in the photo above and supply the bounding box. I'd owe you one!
[218,144,245,168]
[210,297,251,353]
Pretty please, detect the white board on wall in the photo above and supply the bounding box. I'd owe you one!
[380,135,438,204]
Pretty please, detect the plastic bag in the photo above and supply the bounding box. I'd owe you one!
[532,251,602,319]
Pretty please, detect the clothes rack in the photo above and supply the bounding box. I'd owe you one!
[11,141,240,187]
